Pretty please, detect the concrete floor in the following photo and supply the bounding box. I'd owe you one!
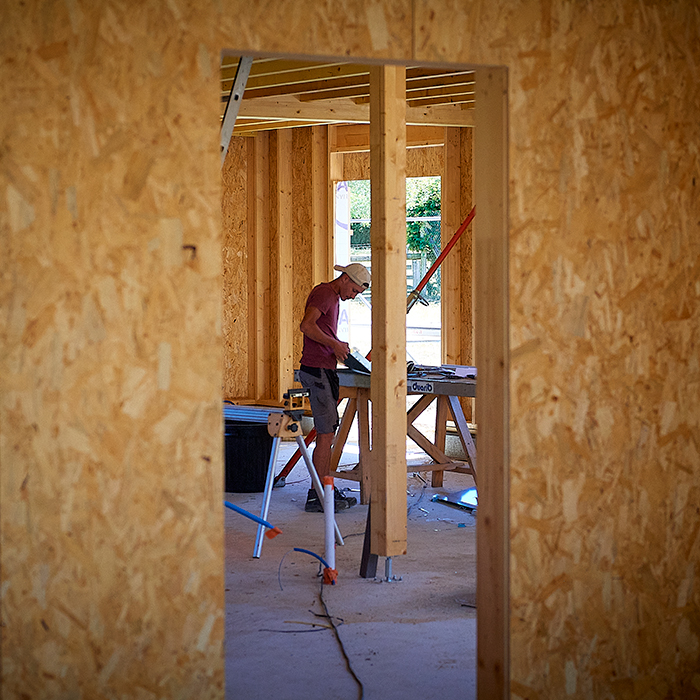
[224,434,477,700]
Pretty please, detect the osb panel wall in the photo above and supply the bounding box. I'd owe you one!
[413,1,700,698]
[4,0,699,697]
[217,0,413,60]
[1,3,224,698]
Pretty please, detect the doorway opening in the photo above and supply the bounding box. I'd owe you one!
[220,54,509,699]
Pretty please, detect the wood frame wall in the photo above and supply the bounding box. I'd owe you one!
[224,125,473,403]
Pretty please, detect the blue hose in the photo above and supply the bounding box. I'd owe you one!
[293,547,330,569]
[224,500,276,530]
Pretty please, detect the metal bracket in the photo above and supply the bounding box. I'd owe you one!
[220,56,253,166]
[267,412,302,439]
[379,556,403,583]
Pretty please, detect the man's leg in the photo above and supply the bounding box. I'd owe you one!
[313,431,334,480]
[298,367,356,512]
[305,430,356,512]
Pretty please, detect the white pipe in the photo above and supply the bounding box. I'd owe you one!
[295,435,344,546]
[323,477,336,572]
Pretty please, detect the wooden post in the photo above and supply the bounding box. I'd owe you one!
[311,125,332,285]
[461,127,475,422]
[247,133,270,400]
[369,65,407,557]
[442,126,462,365]
[272,130,294,401]
[475,67,510,700]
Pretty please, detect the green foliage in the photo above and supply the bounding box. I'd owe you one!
[348,180,371,247]
[347,177,441,253]
[347,177,442,300]
[406,177,441,257]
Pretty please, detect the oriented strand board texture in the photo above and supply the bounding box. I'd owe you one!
[4,0,700,698]
[414,1,700,697]
[218,0,413,59]
[1,2,224,697]
[221,127,328,400]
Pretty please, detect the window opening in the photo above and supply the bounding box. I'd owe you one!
[336,177,442,367]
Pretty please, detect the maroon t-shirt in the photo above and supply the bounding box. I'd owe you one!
[300,282,340,369]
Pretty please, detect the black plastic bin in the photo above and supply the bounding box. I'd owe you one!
[224,421,274,493]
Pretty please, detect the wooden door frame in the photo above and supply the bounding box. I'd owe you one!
[474,66,509,700]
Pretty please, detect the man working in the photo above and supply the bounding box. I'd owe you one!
[298,263,371,512]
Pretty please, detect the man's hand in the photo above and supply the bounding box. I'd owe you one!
[333,340,350,363]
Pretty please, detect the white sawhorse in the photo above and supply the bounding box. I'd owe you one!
[253,411,344,558]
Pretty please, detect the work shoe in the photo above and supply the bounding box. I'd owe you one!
[304,487,357,513]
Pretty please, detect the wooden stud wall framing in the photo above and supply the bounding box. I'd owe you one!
[222,125,473,404]
[460,128,475,422]
[369,64,408,557]
[311,126,331,286]
[459,128,475,370]
[224,126,334,402]
[442,127,462,365]
[271,131,294,401]
[248,133,271,400]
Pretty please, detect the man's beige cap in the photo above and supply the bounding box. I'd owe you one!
[334,263,371,288]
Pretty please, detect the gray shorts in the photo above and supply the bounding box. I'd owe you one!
[298,367,339,435]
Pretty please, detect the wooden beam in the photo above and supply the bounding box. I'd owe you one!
[311,125,331,285]
[369,64,407,558]
[331,124,445,153]
[408,94,474,108]
[232,119,315,135]
[237,96,366,123]
[221,63,474,97]
[475,67,510,700]
[406,103,474,128]
[442,127,462,365]
[245,62,368,88]
[237,96,474,128]
[406,71,475,90]
[272,130,294,401]
[247,133,270,400]
[247,74,369,101]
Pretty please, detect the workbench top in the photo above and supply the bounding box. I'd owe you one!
[336,367,476,398]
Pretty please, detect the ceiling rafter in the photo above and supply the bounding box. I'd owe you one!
[220,57,475,135]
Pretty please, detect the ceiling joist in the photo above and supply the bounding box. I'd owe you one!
[220,57,475,135]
